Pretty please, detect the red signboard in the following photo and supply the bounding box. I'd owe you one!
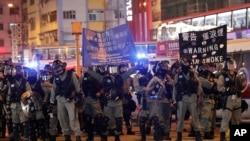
[156,41,167,55]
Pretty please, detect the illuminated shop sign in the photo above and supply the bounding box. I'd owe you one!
[126,0,132,21]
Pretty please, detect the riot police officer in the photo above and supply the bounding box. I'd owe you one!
[26,68,47,141]
[0,68,8,138]
[135,58,154,141]
[173,56,203,141]
[51,60,82,141]
[197,63,217,139]
[143,69,169,141]
[81,66,104,141]
[41,64,59,141]
[87,64,137,141]
[217,57,242,141]
[6,65,32,141]
[119,64,136,135]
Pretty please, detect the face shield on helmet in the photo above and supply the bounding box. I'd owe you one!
[226,58,237,71]
[107,65,118,74]
[52,60,66,76]
[95,65,106,75]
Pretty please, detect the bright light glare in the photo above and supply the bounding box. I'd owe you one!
[24,61,38,68]
[137,53,146,59]
[8,3,14,7]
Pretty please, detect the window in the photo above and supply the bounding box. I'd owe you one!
[41,14,48,26]
[9,7,19,15]
[0,23,3,30]
[232,9,247,30]
[0,7,3,15]
[192,16,204,26]
[49,11,57,22]
[30,0,35,5]
[114,10,124,19]
[217,11,232,27]
[63,11,76,19]
[0,39,4,47]
[29,17,35,31]
[205,14,216,26]
[88,10,104,21]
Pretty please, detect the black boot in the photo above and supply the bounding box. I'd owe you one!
[176,132,182,141]
[188,127,195,137]
[195,131,203,141]
[204,132,214,139]
[210,131,215,139]
[127,129,135,135]
[115,135,121,141]
[64,135,71,141]
[220,132,226,141]
[164,132,172,140]
[76,136,81,141]
[146,126,151,134]
[101,135,107,141]
[50,135,57,141]
[141,134,146,141]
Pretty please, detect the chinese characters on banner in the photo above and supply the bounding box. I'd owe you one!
[179,25,227,64]
[82,24,136,66]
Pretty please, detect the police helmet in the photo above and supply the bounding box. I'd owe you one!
[197,63,208,77]
[159,60,170,70]
[107,65,118,74]
[118,64,127,74]
[181,55,192,65]
[44,64,52,72]
[225,57,236,70]
[52,60,66,75]
[96,65,106,75]
[171,60,181,71]
[11,65,24,78]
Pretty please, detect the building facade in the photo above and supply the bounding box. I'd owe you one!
[0,0,22,62]
[19,0,126,64]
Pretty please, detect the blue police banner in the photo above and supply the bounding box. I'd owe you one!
[179,25,227,65]
[82,24,136,66]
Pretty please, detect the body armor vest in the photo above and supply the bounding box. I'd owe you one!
[55,71,75,98]
[82,74,101,98]
[103,74,123,100]
[30,80,45,99]
[149,82,161,99]
[10,78,26,102]
[139,73,152,87]
[176,71,198,95]
[223,72,236,88]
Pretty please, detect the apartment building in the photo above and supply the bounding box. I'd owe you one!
[0,0,22,62]
[21,0,127,62]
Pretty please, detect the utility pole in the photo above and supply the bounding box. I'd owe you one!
[71,22,82,77]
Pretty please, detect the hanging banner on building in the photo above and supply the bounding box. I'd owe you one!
[179,25,227,64]
[82,24,136,66]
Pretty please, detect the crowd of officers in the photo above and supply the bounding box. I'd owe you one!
[0,55,245,141]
